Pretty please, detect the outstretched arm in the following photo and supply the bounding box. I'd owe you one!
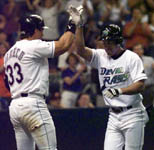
[54,29,75,56]
[67,5,93,62]
[75,27,93,62]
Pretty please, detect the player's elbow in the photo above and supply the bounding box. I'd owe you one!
[137,80,146,92]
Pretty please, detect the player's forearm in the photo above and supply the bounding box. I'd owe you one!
[54,32,74,56]
[76,27,86,57]
[60,32,74,50]
[121,80,145,95]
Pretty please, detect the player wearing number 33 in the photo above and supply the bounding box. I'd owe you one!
[70,6,149,150]
[3,13,80,150]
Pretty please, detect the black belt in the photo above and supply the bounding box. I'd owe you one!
[21,93,46,99]
[110,106,132,114]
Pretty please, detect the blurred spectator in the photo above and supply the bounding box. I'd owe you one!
[138,2,149,23]
[132,43,154,107]
[75,93,95,108]
[48,65,62,99]
[128,0,152,23]
[127,0,143,9]
[91,0,107,27]
[84,17,100,48]
[58,40,94,98]
[2,0,20,46]
[58,40,77,71]
[47,91,63,109]
[0,14,6,30]
[123,7,152,50]
[0,0,7,13]
[101,0,128,28]
[0,42,11,111]
[33,0,61,40]
[146,11,154,58]
[0,30,10,49]
[149,11,154,35]
[25,0,39,14]
[60,53,86,108]
[145,0,154,12]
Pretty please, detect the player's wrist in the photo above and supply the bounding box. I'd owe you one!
[117,88,123,95]
[65,20,76,34]
[76,21,84,28]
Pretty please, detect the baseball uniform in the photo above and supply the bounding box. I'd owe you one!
[90,48,149,150]
[4,39,57,150]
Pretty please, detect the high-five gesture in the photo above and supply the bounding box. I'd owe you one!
[68,5,84,27]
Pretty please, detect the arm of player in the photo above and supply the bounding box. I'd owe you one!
[67,5,93,62]
[54,31,74,57]
[103,80,145,99]
[120,80,145,95]
[54,5,86,57]
[75,27,93,62]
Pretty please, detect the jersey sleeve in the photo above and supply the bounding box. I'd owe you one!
[89,49,100,68]
[33,40,55,58]
[129,53,147,83]
[89,49,106,68]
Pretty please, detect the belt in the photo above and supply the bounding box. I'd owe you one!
[20,93,46,99]
[110,106,132,114]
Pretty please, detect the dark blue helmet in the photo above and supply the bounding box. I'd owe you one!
[100,24,123,44]
[19,14,47,37]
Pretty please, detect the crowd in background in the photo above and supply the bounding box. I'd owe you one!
[0,0,154,110]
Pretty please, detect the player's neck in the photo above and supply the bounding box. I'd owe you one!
[111,47,125,59]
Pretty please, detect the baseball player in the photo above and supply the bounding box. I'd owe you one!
[3,13,81,150]
[69,6,149,150]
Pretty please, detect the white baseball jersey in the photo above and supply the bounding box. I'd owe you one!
[4,39,55,98]
[90,49,147,107]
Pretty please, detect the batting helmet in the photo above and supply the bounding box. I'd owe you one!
[100,24,123,44]
[19,14,47,37]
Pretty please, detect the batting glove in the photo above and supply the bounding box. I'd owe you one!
[68,5,84,27]
[103,88,122,99]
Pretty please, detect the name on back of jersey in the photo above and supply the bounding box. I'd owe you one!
[5,47,25,64]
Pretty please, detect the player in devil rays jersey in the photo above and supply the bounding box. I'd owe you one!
[3,13,81,150]
[70,6,149,150]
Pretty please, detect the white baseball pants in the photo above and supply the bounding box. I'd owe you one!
[104,103,149,150]
[9,97,57,150]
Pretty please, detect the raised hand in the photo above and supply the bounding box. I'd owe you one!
[68,5,84,27]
